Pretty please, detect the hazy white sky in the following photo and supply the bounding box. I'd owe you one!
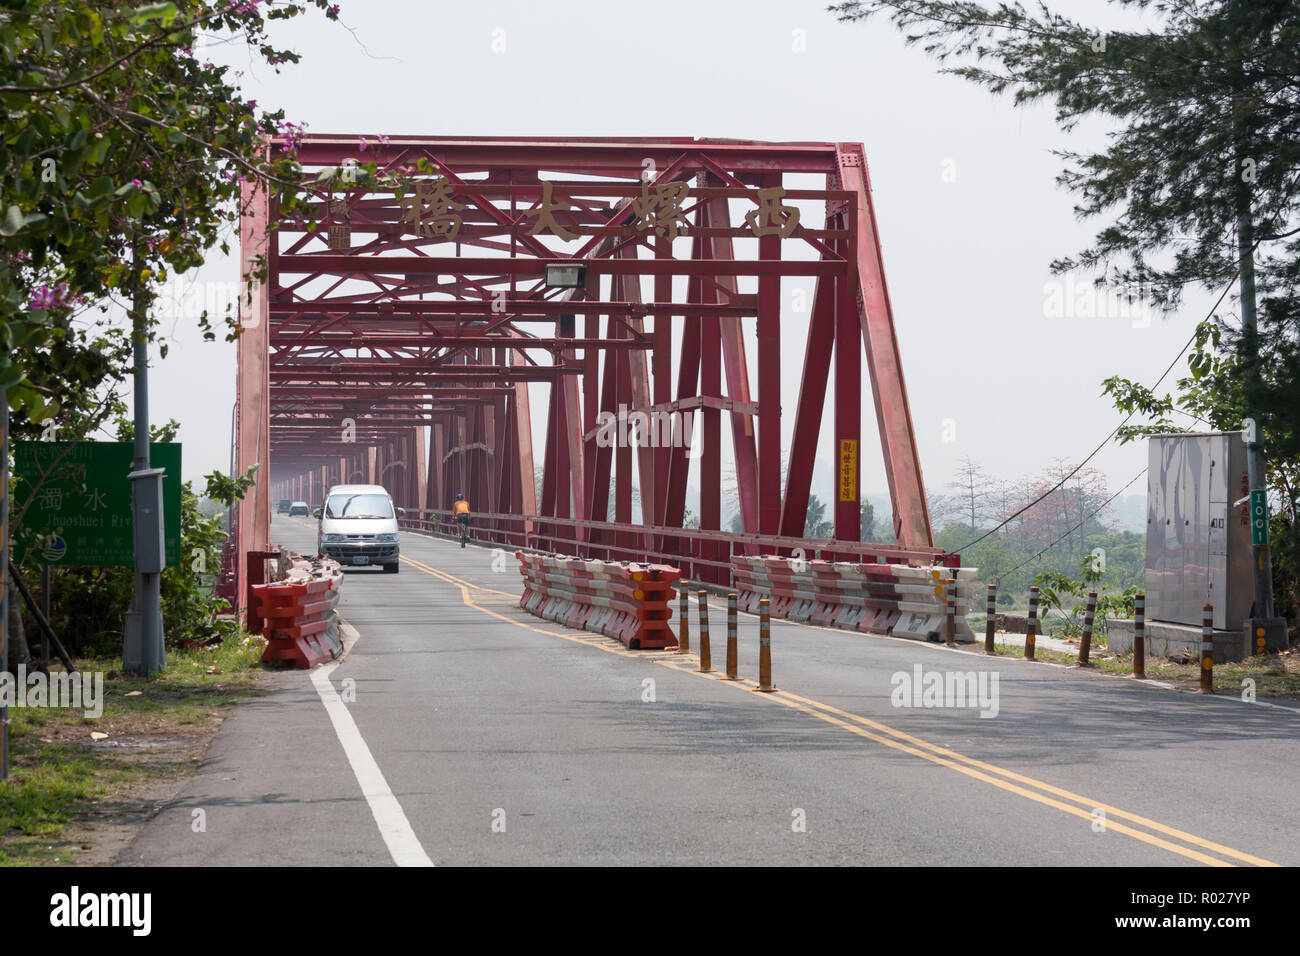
[138,0,1220,517]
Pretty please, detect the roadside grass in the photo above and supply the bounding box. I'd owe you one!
[987,641,1300,700]
[0,635,269,865]
[968,612,1107,640]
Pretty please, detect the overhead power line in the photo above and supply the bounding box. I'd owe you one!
[995,466,1149,584]
[950,274,1237,555]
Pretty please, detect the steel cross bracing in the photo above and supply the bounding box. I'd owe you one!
[231,136,937,611]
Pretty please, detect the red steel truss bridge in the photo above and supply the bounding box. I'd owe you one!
[228,135,948,612]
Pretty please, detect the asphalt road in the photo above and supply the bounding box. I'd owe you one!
[122,516,1300,866]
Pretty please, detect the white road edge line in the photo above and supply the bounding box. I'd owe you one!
[310,661,435,867]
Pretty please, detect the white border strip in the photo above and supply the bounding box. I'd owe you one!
[310,658,434,867]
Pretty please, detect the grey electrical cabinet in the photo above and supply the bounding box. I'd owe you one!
[128,466,168,574]
[1145,432,1253,630]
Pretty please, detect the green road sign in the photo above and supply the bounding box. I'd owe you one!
[1250,488,1269,547]
[13,441,182,567]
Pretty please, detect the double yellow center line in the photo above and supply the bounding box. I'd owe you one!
[399,553,1278,867]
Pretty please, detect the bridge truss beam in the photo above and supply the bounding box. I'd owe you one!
[232,136,934,613]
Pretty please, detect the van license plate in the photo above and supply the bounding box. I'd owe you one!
[351,556,369,566]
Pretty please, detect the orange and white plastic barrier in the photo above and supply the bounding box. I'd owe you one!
[731,555,978,643]
[515,552,680,649]
[254,554,345,667]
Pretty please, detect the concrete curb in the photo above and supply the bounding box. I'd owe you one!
[334,620,361,664]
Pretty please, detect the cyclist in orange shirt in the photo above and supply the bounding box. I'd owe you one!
[453,493,471,547]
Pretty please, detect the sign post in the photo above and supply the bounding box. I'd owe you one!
[838,439,858,503]
[1250,488,1269,547]
[12,442,181,567]
[13,441,181,675]
[1,393,9,781]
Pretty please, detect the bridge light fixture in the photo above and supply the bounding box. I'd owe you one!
[545,261,586,289]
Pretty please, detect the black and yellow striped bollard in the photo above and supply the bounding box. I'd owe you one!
[676,581,690,655]
[1078,591,1097,667]
[725,593,740,680]
[697,590,712,673]
[1133,592,1146,679]
[944,578,956,647]
[984,583,996,655]
[1200,604,1214,694]
[755,598,776,692]
[1025,585,1039,661]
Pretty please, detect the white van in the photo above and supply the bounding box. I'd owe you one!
[315,484,405,574]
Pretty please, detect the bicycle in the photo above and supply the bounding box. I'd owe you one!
[457,514,470,548]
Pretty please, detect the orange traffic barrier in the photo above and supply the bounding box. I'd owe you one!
[256,555,344,668]
[730,554,979,644]
[515,552,681,649]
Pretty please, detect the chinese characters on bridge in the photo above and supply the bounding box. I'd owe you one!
[393,177,801,242]
[839,439,858,503]
[398,179,467,239]
[525,181,577,241]
[630,181,691,240]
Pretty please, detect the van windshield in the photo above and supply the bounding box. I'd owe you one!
[325,493,394,519]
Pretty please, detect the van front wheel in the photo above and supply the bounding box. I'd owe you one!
[384,562,399,574]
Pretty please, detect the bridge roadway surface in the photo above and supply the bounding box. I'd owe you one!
[123,516,1300,866]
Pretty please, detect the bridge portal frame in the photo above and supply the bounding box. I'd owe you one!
[232,136,935,613]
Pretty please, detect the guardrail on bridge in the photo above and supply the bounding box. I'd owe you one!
[399,508,956,588]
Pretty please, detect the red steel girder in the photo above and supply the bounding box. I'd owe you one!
[288,135,842,175]
[238,135,936,614]
[267,300,756,318]
[278,254,842,279]
[835,143,931,547]
[271,334,650,350]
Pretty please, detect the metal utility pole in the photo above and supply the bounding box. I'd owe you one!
[1225,39,1281,651]
[40,564,50,671]
[1237,191,1277,625]
[123,246,167,675]
[1,391,9,780]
